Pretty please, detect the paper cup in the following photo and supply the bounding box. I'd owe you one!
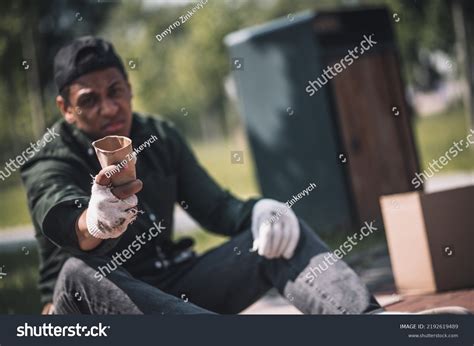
[92,135,136,186]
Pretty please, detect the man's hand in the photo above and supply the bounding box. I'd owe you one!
[251,199,300,259]
[76,165,142,250]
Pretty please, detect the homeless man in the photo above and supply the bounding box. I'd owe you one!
[20,36,382,315]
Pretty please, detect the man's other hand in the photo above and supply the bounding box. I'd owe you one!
[251,199,300,259]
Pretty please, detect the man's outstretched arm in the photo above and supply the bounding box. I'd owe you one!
[21,160,141,254]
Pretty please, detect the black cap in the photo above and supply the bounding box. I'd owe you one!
[53,36,127,92]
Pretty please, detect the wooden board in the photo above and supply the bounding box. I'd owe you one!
[329,51,419,223]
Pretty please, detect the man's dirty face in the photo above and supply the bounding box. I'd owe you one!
[58,67,133,140]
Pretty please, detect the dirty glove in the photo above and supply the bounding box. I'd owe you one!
[251,199,300,259]
[86,180,138,239]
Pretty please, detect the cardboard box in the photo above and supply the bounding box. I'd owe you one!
[380,186,474,295]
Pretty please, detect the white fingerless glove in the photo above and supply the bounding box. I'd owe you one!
[251,199,300,259]
[86,180,139,239]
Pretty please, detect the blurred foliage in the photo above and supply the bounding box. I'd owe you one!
[0,0,114,185]
[0,0,469,163]
[98,0,471,137]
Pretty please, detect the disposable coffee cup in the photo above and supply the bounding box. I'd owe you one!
[92,135,136,186]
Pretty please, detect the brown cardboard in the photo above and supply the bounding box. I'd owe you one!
[92,136,136,186]
[380,186,474,295]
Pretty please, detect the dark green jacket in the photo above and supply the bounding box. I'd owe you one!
[20,113,259,304]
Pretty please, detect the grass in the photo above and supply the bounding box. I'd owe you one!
[174,229,228,255]
[0,182,31,229]
[190,136,261,199]
[413,105,474,172]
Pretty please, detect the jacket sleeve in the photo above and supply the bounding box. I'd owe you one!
[21,159,122,256]
[161,121,261,236]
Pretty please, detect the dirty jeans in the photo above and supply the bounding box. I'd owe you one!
[53,219,381,314]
